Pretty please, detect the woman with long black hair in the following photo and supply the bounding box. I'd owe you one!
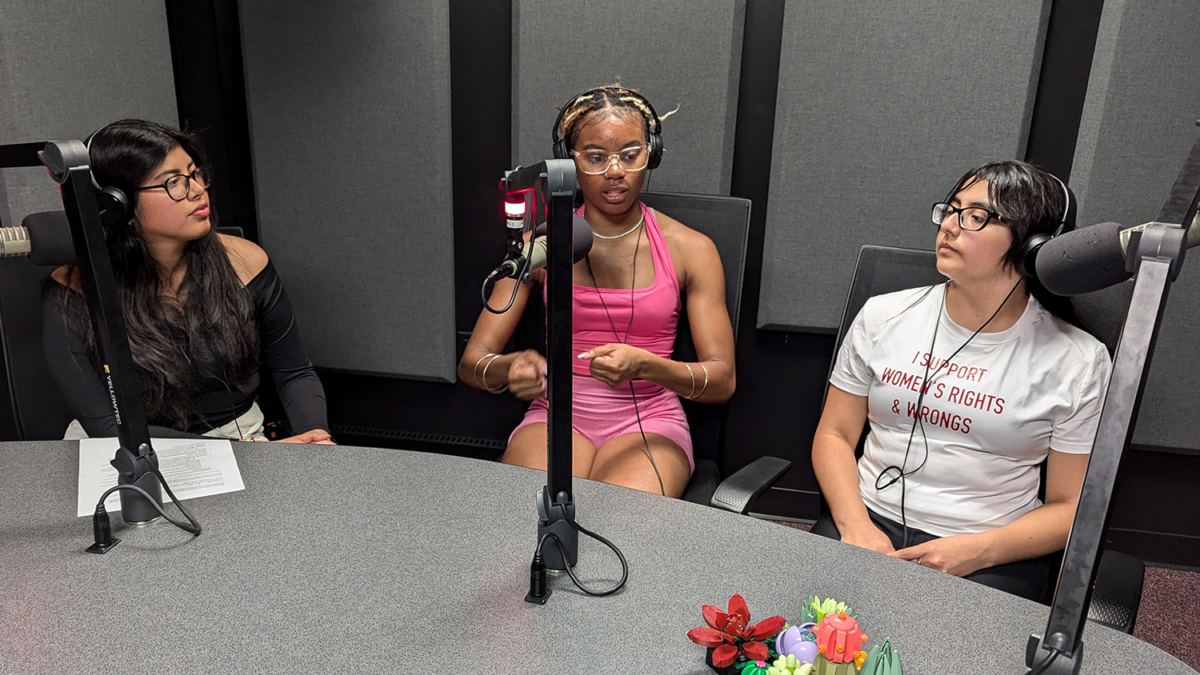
[43,119,331,443]
[811,160,1111,600]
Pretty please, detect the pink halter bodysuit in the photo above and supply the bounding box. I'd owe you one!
[509,202,694,471]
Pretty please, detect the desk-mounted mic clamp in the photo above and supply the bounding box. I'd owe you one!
[536,486,577,571]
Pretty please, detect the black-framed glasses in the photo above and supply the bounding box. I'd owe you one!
[135,167,210,201]
[931,201,1003,231]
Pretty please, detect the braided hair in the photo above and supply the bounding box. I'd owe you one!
[556,84,675,154]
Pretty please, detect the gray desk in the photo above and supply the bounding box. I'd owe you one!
[1,442,1191,674]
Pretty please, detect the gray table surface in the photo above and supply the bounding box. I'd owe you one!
[0,441,1192,674]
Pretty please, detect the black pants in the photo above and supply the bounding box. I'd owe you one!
[810,509,1057,602]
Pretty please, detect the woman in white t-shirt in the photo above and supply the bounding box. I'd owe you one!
[811,160,1112,601]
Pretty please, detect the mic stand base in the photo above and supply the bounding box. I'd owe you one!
[115,445,164,525]
[1026,634,1082,675]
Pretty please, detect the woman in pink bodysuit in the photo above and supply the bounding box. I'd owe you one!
[458,86,737,498]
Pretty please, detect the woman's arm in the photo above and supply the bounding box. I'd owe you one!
[889,449,1087,575]
[812,385,895,553]
[581,226,736,403]
[220,235,331,442]
[457,272,546,400]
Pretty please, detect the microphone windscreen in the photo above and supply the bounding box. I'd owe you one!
[23,211,77,266]
[533,215,594,262]
[1035,221,1129,296]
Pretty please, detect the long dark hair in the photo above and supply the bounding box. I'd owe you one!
[946,160,1082,327]
[64,119,258,429]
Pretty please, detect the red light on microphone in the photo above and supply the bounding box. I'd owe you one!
[505,196,526,219]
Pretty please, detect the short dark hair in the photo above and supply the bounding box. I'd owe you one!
[947,159,1081,327]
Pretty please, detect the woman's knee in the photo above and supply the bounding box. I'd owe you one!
[503,424,597,477]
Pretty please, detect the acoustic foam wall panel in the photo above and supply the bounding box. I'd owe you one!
[1070,0,1200,451]
[757,0,1051,331]
[0,0,177,227]
[241,1,456,381]
[512,0,745,196]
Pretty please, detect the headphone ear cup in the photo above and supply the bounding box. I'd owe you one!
[646,132,663,170]
[552,138,570,161]
[95,186,131,228]
[1017,232,1052,278]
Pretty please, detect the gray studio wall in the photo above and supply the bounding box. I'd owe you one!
[757,0,1052,331]
[512,0,744,196]
[1070,0,1200,451]
[0,0,176,440]
[0,0,177,226]
[240,1,456,381]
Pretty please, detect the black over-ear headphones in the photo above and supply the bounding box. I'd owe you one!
[1016,173,1076,278]
[85,123,134,228]
[551,87,664,170]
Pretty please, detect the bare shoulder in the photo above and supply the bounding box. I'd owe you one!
[653,209,720,261]
[49,265,84,293]
[217,233,269,285]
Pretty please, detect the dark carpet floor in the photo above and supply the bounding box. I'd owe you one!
[774,520,1200,671]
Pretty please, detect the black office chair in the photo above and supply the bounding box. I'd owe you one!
[0,214,74,440]
[825,245,1143,632]
[640,193,791,513]
[513,192,790,513]
[0,212,250,440]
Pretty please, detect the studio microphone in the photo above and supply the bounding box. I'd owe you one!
[1032,213,1200,296]
[0,211,76,266]
[487,215,594,283]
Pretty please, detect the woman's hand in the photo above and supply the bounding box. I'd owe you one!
[507,350,547,401]
[889,534,991,577]
[276,429,336,445]
[840,522,895,555]
[579,343,653,387]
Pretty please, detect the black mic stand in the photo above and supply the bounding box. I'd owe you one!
[1026,133,1200,674]
[502,160,579,575]
[38,140,163,528]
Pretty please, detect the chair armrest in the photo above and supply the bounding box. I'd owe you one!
[710,456,793,514]
[1086,550,1144,634]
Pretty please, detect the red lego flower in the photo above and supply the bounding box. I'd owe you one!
[687,594,787,668]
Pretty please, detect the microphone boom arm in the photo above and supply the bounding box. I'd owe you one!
[39,140,162,525]
[1028,133,1200,674]
[504,160,580,573]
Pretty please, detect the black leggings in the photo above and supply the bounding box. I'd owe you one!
[810,509,1058,602]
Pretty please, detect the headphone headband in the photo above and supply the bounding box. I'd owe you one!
[85,121,134,228]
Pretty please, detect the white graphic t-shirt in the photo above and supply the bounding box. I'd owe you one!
[829,284,1111,537]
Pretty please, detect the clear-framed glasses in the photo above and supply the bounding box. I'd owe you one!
[931,201,1004,231]
[571,146,649,175]
[136,167,210,201]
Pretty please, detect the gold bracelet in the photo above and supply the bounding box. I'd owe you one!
[473,352,497,388]
[683,362,697,399]
[481,354,508,394]
[693,363,709,400]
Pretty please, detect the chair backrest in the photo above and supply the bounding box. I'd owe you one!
[640,192,751,466]
[0,219,247,441]
[0,212,74,440]
[825,246,947,409]
[512,193,751,467]
[640,192,750,340]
